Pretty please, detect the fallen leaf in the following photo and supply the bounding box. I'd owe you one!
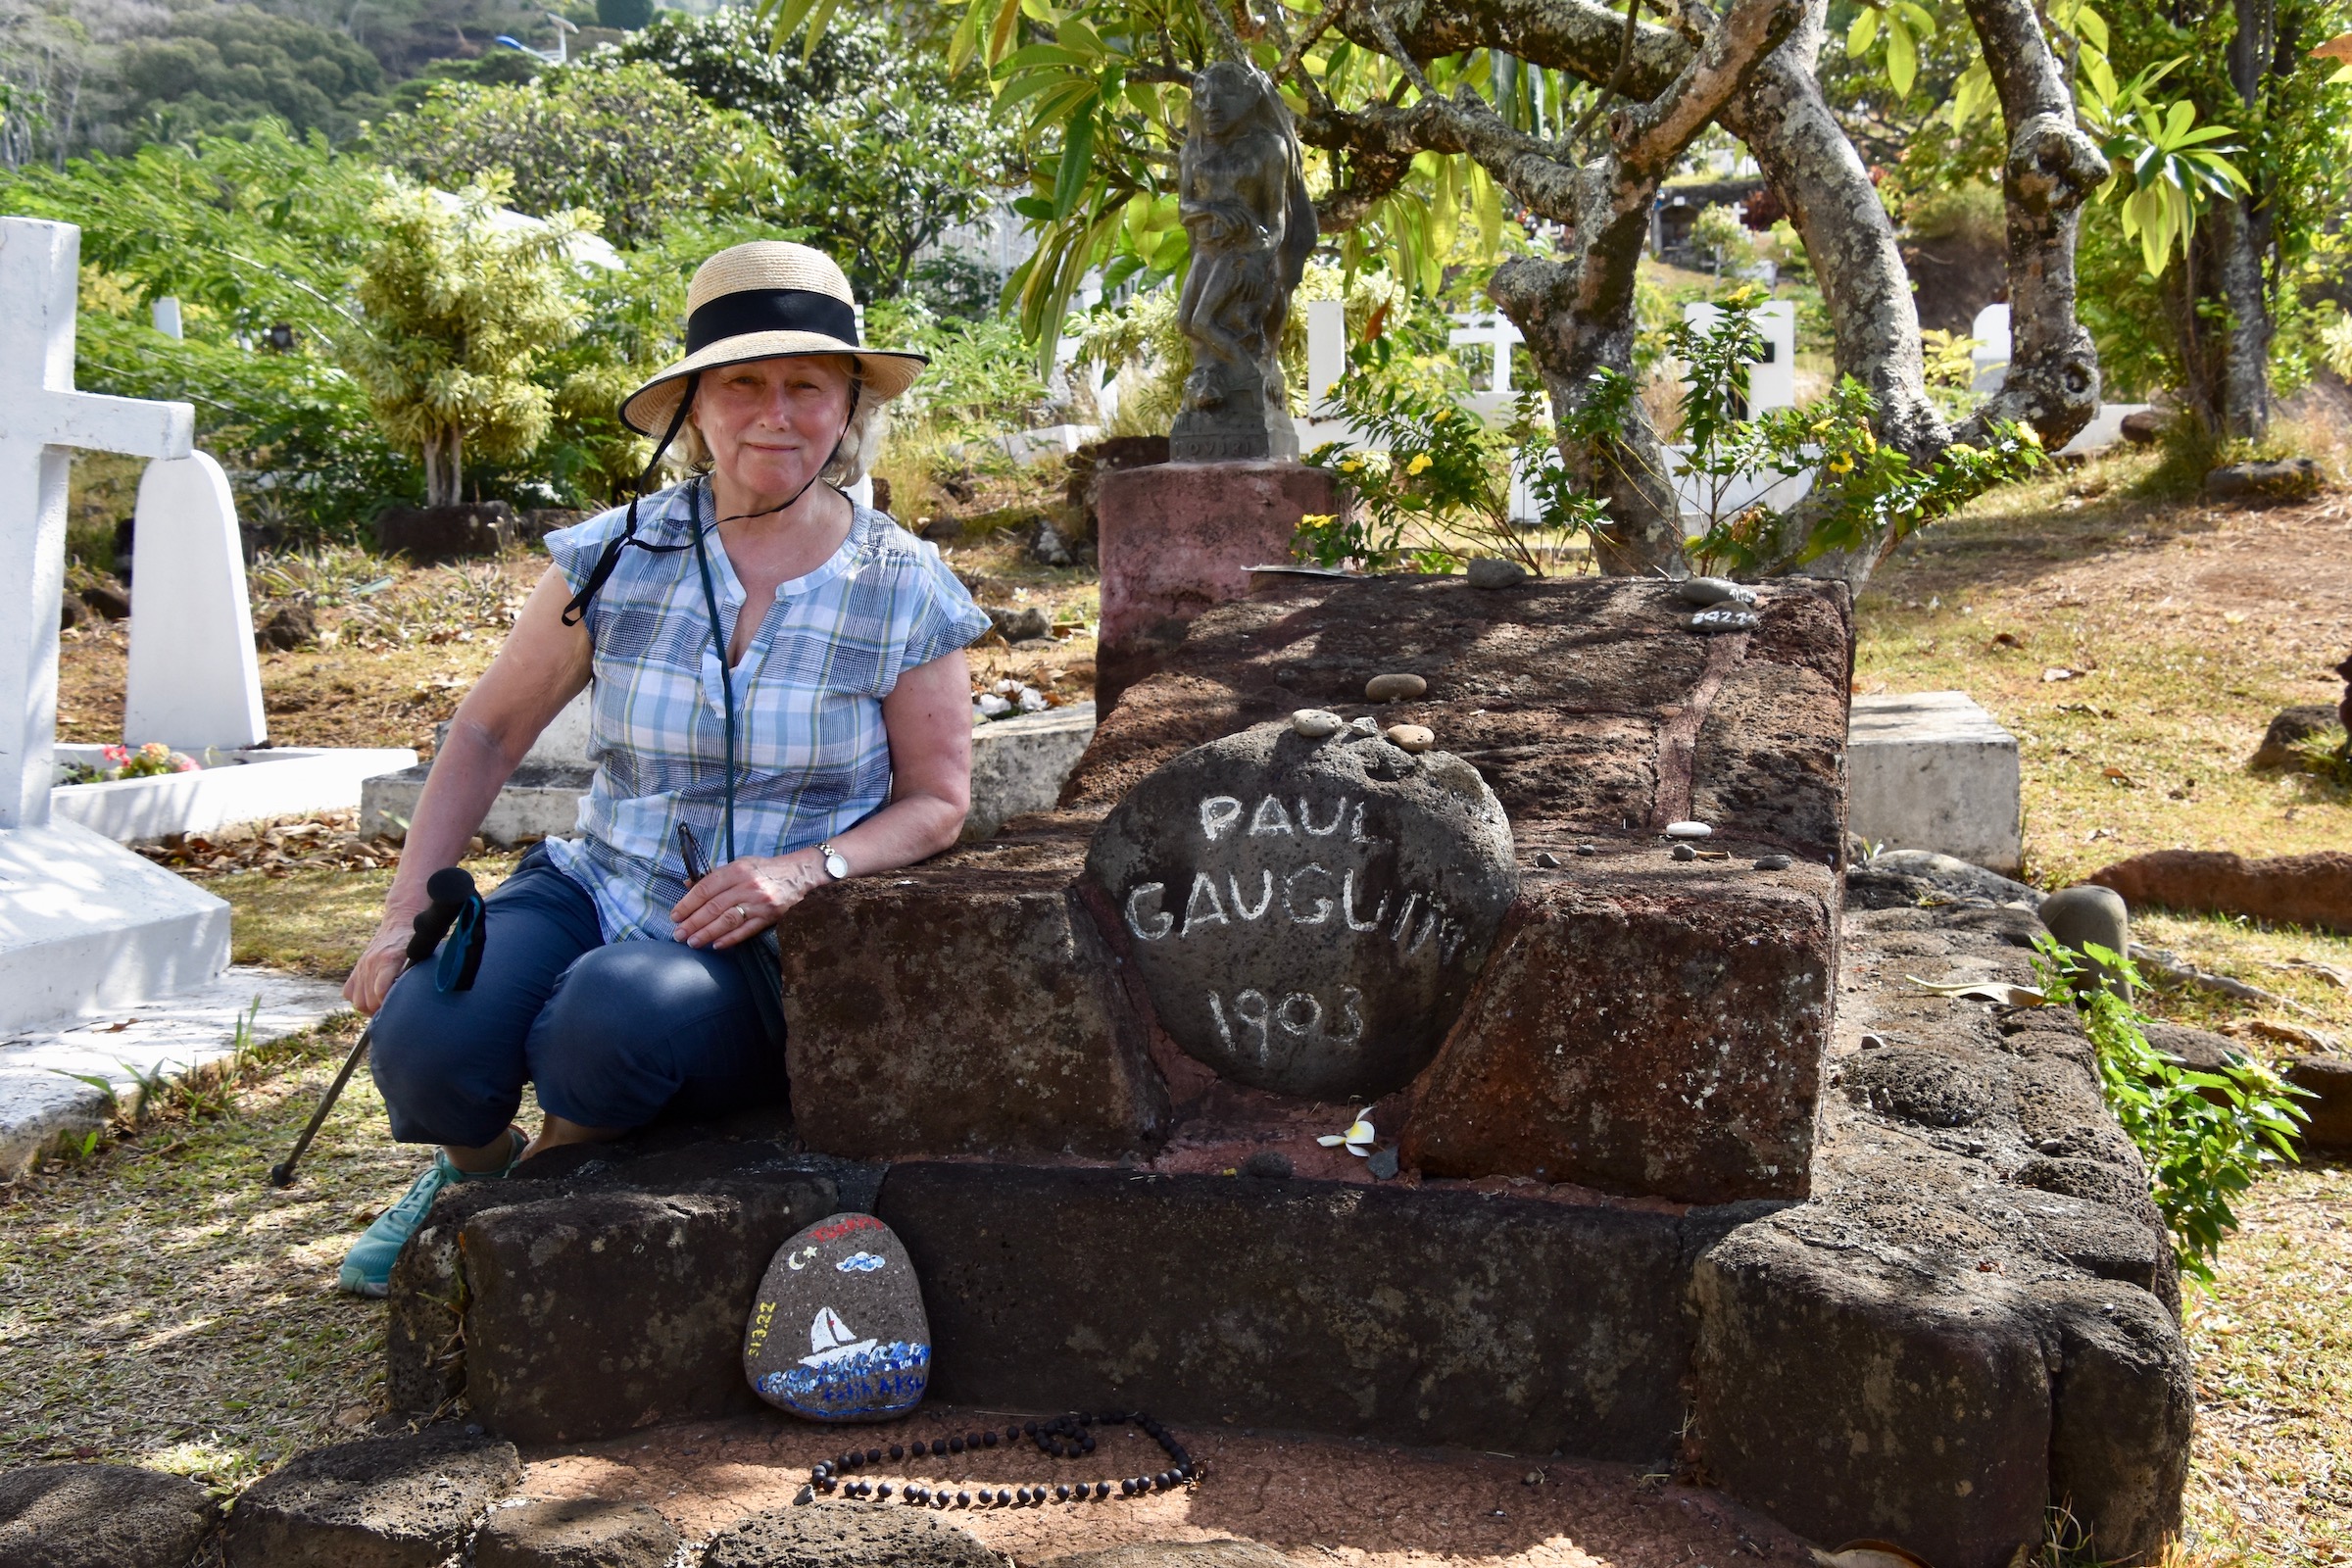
[2247,1018,2343,1053]
[1812,1543,1936,1568]
[1907,975,2048,1006]
[2272,959,2351,990]
[2102,765,2134,787]
[2042,667,2078,682]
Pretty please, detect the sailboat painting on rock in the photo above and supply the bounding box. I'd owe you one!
[745,1212,932,1421]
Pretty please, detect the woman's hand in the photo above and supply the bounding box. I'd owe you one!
[670,850,830,949]
[344,912,421,1015]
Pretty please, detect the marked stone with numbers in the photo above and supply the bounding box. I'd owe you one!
[745,1212,930,1423]
[1084,718,1518,1101]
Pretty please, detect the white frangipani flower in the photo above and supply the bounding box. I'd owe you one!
[1316,1111,1376,1156]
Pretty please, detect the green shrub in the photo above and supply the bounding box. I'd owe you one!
[2031,935,2310,1286]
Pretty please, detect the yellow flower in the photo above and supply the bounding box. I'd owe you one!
[138,742,171,759]
[1826,453,1855,477]
[1405,453,1433,475]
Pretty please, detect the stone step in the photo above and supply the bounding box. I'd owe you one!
[0,965,348,1179]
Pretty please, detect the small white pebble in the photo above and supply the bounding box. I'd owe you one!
[1292,709,1344,738]
[1664,820,1712,839]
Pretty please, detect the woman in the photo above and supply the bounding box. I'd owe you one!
[335,242,989,1297]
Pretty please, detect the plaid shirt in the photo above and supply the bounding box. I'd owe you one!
[541,480,989,942]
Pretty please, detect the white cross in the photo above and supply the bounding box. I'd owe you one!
[1448,312,1525,395]
[0,219,194,829]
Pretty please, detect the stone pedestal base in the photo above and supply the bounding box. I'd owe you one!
[0,818,228,1036]
[1094,461,1344,709]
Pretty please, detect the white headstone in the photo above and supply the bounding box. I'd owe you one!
[1305,298,1346,414]
[1971,303,2012,393]
[1682,300,1796,414]
[0,217,231,1035]
[123,453,268,753]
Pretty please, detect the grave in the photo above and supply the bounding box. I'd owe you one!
[386,570,2191,1567]
[1847,690,2023,872]
[0,216,232,1036]
[1969,305,2151,456]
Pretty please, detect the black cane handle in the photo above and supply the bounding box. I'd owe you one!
[405,867,478,964]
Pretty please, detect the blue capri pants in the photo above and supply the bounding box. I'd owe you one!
[368,846,785,1148]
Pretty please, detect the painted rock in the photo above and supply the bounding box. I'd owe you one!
[1083,718,1519,1102]
[1681,608,1759,632]
[745,1213,931,1423]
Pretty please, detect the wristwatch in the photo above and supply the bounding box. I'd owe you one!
[818,842,851,880]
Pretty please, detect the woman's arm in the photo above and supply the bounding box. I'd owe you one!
[670,648,974,950]
[343,566,593,1011]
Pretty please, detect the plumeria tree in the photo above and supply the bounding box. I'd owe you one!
[886,0,2326,579]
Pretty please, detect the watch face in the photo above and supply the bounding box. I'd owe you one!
[824,849,851,879]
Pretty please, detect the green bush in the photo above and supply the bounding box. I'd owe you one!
[2031,935,2311,1286]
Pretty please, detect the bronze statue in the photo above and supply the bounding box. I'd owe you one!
[1170,61,1317,462]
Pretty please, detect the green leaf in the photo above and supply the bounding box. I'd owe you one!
[1886,19,1918,97]
[1847,6,1881,56]
[1149,225,1189,271]
[999,43,1100,71]
[1011,194,1055,220]
[1052,111,1097,220]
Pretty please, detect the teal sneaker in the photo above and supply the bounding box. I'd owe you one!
[337,1129,523,1298]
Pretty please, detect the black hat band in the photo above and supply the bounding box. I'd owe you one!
[684,288,859,355]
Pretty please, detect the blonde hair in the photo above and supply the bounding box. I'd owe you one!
[672,356,889,486]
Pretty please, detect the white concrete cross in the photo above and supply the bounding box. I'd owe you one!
[1448,311,1524,395]
[1971,303,2012,393]
[1,218,195,829]
[0,218,234,1037]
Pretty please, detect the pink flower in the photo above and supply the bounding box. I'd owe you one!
[102,745,130,765]
[172,755,199,772]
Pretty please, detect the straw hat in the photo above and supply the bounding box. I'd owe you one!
[618,242,926,436]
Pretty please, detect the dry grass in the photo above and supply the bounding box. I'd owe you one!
[0,1013,399,1488]
[1859,447,2351,890]
[2178,1158,2352,1567]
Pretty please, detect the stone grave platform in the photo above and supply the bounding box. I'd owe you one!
[1847,691,2022,872]
[778,573,1848,1202]
[387,884,2188,1568]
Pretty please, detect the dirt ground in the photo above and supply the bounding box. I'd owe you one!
[523,1416,1807,1567]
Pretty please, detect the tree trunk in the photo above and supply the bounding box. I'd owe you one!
[2213,0,2275,440]
[421,427,465,509]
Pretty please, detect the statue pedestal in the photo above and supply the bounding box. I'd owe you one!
[1095,459,1346,709]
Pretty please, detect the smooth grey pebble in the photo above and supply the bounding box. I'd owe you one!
[1672,843,1698,862]
[1534,852,1562,868]
[1366,1146,1401,1180]
[1754,854,1792,871]
[1676,576,1757,606]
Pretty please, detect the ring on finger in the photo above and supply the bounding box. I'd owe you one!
[733,905,748,921]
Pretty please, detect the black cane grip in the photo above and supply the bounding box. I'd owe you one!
[405,867,479,963]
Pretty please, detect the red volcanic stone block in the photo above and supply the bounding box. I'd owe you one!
[2088,849,2352,936]
[778,828,1169,1161]
[1401,852,1836,1202]
[1095,461,1350,707]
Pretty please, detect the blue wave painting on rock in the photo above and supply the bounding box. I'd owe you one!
[756,1341,933,1421]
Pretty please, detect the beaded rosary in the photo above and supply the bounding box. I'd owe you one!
[803,1411,1196,1509]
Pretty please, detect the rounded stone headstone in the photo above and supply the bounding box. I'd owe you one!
[1083,718,1519,1101]
[745,1214,931,1423]
[2040,884,2132,998]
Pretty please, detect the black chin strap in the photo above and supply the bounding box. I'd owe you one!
[563,374,702,627]
[560,373,862,627]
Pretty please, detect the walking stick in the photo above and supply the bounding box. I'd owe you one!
[268,867,484,1188]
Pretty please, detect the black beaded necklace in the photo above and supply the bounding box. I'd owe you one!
[802,1411,1196,1510]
